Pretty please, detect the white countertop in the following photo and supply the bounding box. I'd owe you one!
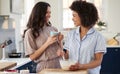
[107,45,120,48]
[0,58,31,69]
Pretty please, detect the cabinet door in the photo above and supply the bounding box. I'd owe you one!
[115,48,120,71]
[100,47,120,74]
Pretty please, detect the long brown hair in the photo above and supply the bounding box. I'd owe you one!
[23,2,51,39]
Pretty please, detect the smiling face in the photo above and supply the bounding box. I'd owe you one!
[46,6,51,23]
[72,11,82,27]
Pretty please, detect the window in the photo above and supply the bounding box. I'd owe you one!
[87,0,106,30]
[63,0,74,29]
[88,0,103,19]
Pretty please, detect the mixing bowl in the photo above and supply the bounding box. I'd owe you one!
[59,59,76,70]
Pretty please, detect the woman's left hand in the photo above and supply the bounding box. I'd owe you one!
[69,62,81,71]
[57,49,64,57]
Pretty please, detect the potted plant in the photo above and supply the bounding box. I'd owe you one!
[97,21,106,31]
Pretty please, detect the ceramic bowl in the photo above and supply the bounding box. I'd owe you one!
[60,59,76,70]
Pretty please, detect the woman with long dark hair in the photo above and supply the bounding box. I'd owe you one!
[23,2,63,72]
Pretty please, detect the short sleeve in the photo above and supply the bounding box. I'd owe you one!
[24,29,37,56]
[95,34,107,54]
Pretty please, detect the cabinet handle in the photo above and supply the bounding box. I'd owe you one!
[115,49,118,51]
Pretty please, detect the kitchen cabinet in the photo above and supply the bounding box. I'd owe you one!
[0,0,10,15]
[100,46,120,74]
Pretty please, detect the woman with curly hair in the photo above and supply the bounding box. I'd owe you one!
[57,1,106,74]
[23,2,63,72]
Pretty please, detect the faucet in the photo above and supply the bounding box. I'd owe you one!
[0,39,12,60]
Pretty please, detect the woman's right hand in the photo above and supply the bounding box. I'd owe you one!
[57,49,64,57]
[46,35,58,46]
[57,49,69,59]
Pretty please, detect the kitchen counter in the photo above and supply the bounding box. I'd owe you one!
[0,61,17,71]
[39,69,88,74]
[0,58,31,70]
[107,45,120,48]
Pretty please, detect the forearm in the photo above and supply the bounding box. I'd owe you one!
[79,59,102,69]
[79,52,104,69]
[29,42,49,60]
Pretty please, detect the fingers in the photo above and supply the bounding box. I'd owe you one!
[57,49,63,56]
[57,49,65,57]
[58,34,64,41]
[57,49,62,56]
[50,32,64,41]
[69,64,80,71]
[50,37,57,44]
[46,36,57,45]
[48,32,64,45]
[69,65,79,71]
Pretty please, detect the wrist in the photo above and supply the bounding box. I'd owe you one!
[43,42,49,49]
[79,64,83,69]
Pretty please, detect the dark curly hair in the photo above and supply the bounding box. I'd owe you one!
[70,1,99,28]
[23,2,51,39]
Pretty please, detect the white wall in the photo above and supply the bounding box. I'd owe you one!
[9,0,35,53]
[98,0,120,41]
[103,0,120,33]
[35,0,63,31]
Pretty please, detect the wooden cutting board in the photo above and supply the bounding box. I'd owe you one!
[107,38,119,45]
[39,69,88,74]
[0,62,17,71]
